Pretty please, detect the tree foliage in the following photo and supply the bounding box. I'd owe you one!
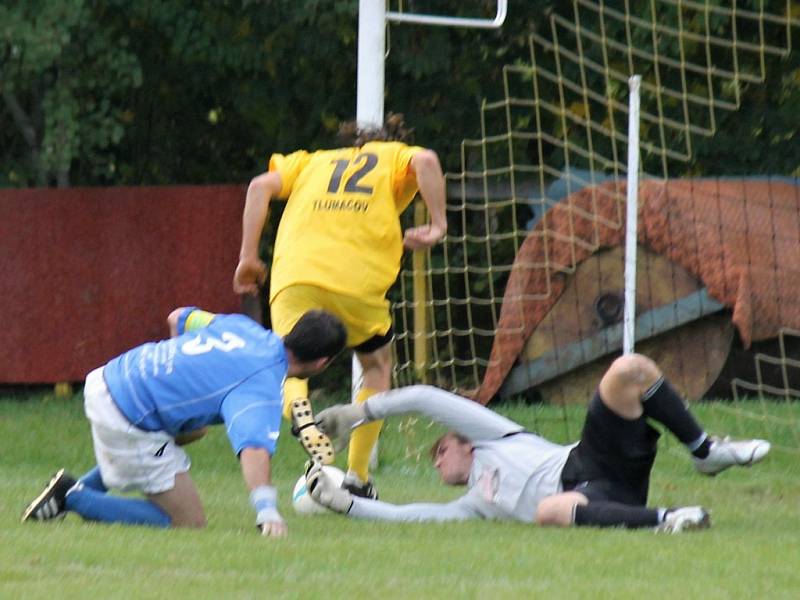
[1,0,142,186]
[2,0,800,184]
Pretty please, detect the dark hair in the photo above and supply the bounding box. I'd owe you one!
[283,310,347,362]
[429,431,471,462]
[337,112,414,146]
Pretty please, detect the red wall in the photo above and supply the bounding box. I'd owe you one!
[0,185,247,383]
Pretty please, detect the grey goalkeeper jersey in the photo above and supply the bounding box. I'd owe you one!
[348,385,575,523]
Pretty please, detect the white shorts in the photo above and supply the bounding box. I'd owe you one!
[84,367,191,494]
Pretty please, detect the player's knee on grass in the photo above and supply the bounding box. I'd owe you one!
[148,473,207,529]
[148,500,206,529]
[535,492,588,527]
[167,505,207,529]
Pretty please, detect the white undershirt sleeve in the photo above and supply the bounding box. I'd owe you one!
[364,385,523,442]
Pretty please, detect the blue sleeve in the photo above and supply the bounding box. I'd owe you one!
[221,377,283,456]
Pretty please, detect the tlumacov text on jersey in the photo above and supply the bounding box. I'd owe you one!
[313,198,370,212]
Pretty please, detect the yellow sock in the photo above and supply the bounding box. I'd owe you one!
[348,387,383,482]
[282,377,309,420]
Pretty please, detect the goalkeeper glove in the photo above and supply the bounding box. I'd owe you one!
[306,462,354,514]
[315,403,371,448]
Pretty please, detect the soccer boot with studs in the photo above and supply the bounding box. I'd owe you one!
[290,398,335,465]
[21,469,77,523]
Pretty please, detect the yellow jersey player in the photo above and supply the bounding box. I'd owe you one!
[233,114,447,498]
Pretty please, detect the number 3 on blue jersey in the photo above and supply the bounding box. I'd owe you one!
[181,332,246,355]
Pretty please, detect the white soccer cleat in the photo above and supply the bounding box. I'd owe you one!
[656,506,711,534]
[693,436,771,476]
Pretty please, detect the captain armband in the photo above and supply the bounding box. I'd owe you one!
[184,310,216,332]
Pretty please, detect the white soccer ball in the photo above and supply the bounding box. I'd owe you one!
[291,465,346,515]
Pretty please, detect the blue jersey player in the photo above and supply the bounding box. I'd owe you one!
[21,307,346,537]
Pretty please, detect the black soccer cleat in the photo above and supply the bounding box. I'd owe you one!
[341,473,379,500]
[21,468,77,523]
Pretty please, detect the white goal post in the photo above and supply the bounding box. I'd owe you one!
[623,75,642,355]
[357,1,508,129]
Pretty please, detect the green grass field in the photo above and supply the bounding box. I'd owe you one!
[1,392,798,599]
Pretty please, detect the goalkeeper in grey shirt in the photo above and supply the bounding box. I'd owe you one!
[307,353,770,533]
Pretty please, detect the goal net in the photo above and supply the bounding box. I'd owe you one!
[391,1,800,451]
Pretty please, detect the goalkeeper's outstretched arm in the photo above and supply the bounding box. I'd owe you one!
[369,386,523,441]
[317,385,523,444]
[348,496,481,522]
[306,462,482,522]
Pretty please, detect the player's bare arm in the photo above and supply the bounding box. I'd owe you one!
[239,446,287,538]
[166,307,190,337]
[404,149,447,250]
[234,171,283,295]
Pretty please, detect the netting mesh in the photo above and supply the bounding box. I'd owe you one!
[390,1,800,450]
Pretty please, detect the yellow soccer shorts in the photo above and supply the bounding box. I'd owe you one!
[270,284,392,348]
[271,284,392,422]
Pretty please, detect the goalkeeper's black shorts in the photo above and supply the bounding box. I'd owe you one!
[560,391,660,506]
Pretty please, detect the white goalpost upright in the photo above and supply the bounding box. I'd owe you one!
[356,0,509,124]
[356,0,386,129]
[623,75,642,355]
[352,0,508,461]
